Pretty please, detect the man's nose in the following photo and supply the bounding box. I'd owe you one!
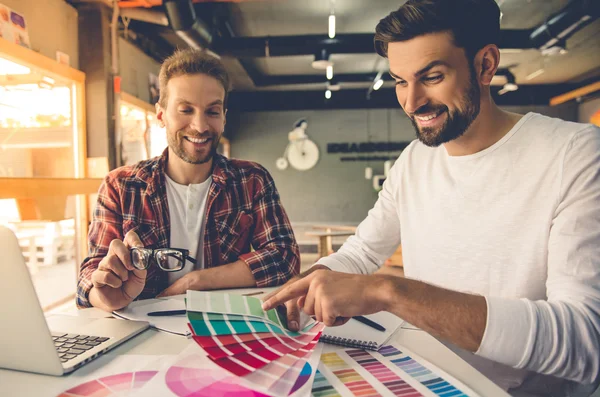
[402,84,428,115]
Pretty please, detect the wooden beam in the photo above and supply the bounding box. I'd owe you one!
[0,72,45,86]
[121,92,156,113]
[550,81,600,106]
[0,178,103,199]
[0,38,85,83]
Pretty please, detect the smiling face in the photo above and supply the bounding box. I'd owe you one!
[388,32,481,147]
[156,73,226,165]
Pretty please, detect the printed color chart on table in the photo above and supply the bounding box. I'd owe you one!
[321,351,383,396]
[55,355,169,397]
[312,369,341,397]
[311,344,478,397]
[58,371,157,397]
[377,345,471,397]
[346,349,423,396]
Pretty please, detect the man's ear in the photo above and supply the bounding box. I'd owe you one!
[155,102,165,128]
[475,44,500,86]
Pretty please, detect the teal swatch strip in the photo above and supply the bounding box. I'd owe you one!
[187,311,304,337]
[205,313,248,322]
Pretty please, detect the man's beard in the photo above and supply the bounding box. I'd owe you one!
[167,129,221,165]
[410,71,481,148]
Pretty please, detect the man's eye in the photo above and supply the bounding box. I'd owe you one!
[395,80,407,87]
[179,108,192,114]
[423,75,443,83]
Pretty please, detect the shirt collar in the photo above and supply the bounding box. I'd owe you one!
[140,147,233,195]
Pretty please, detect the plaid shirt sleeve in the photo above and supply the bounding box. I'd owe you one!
[238,167,300,287]
[76,175,124,308]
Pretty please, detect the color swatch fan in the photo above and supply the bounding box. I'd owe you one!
[185,290,324,396]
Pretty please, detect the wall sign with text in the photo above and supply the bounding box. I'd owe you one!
[327,141,410,162]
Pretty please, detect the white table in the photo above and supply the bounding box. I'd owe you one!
[0,288,509,396]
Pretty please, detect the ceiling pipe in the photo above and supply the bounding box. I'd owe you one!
[211,30,539,57]
[163,0,212,49]
[119,7,169,26]
[251,68,515,87]
[116,0,597,58]
[210,0,597,58]
[529,0,599,52]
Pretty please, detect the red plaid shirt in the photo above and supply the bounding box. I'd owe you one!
[77,150,299,308]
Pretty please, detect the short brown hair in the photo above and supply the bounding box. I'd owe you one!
[158,48,231,108]
[374,0,501,62]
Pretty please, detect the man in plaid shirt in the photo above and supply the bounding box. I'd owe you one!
[77,49,299,311]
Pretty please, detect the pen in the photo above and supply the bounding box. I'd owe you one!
[147,309,186,316]
[242,291,264,297]
[352,315,386,332]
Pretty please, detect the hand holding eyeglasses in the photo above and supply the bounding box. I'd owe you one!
[90,231,148,311]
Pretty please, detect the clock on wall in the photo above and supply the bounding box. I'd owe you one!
[276,118,320,171]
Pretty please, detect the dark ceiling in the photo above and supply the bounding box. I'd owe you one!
[69,0,600,110]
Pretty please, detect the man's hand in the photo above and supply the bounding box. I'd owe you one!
[89,231,147,311]
[156,272,196,297]
[262,265,329,331]
[263,267,392,328]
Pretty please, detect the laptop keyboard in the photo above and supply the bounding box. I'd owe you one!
[52,332,110,363]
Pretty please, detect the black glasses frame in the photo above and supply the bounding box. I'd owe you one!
[130,247,197,272]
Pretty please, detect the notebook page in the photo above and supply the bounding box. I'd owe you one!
[322,311,404,347]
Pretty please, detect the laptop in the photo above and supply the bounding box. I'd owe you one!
[0,225,149,376]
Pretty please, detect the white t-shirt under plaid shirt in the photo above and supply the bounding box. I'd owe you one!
[165,174,211,285]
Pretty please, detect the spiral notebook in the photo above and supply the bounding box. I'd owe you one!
[320,312,404,350]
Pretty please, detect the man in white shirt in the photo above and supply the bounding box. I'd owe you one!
[263,0,600,395]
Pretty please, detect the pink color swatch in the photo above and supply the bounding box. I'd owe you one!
[165,354,269,397]
[57,371,157,397]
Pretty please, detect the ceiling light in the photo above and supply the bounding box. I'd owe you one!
[328,14,336,39]
[498,70,519,95]
[367,70,385,99]
[325,89,332,99]
[327,80,341,91]
[498,72,518,96]
[541,39,568,56]
[526,69,545,80]
[312,49,333,70]
[326,65,333,80]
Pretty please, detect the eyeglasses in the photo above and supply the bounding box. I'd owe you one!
[130,247,197,272]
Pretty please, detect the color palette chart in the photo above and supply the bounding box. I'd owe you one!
[58,371,158,397]
[126,343,324,397]
[321,351,382,396]
[378,345,470,397]
[311,344,478,397]
[185,290,325,396]
[346,349,423,396]
[164,351,270,397]
[312,369,342,397]
[55,355,168,397]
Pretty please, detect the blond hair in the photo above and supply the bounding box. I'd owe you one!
[158,48,230,108]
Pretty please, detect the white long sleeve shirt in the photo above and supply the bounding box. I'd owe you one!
[318,113,600,396]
